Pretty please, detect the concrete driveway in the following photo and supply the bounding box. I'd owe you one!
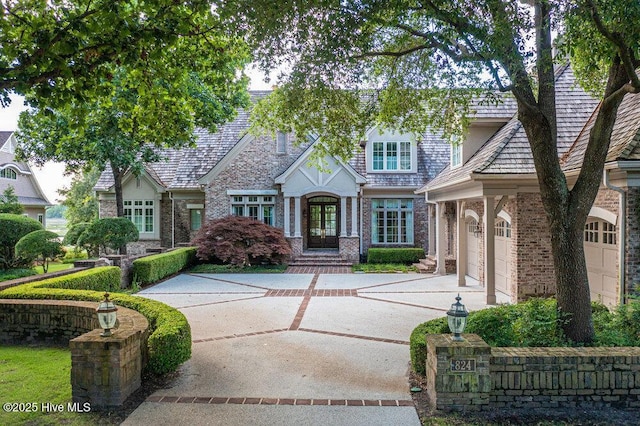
[122,272,509,426]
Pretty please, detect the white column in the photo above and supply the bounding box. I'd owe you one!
[428,204,436,256]
[484,196,496,304]
[350,196,358,237]
[435,202,447,275]
[283,197,291,237]
[456,200,467,287]
[340,196,347,237]
[294,196,302,237]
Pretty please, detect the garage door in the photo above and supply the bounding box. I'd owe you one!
[467,219,479,280]
[494,219,512,295]
[584,219,618,306]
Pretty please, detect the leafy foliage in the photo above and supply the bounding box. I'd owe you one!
[15,230,64,273]
[78,218,139,255]
[132,247,198,286]
[410,299,640,375]
[192,216,291,266]
[58,168,99,226]
[0,186,23,214]
[367,248,425,264]
[44,204,66,219]
[0,213,43,270]
[0,0,242,110]
[62,222,92,247]
[0,266,191,375]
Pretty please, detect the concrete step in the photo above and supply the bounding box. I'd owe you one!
[289,252,352,267]
[413,262,436,274]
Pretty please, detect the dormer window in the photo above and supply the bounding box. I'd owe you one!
[372,141,411,171]
[0,168,17,179]
[276,131,288,154]
[451,143,462,167]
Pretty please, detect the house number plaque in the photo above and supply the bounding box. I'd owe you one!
[450,359,476,373]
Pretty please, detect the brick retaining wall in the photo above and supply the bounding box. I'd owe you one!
[426,334,640,412]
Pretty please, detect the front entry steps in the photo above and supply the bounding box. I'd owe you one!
[288,251,353,267]
[413,255,457,274]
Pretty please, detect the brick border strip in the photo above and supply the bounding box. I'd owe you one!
[193,328,289,344]
[145,395,415,407]
[298,328,409,345]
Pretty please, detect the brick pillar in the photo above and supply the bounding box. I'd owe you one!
[425,334,491,412]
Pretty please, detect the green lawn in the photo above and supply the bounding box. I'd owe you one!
[0,346,99,425]
[352,263,419,273]
[33,262,74,274]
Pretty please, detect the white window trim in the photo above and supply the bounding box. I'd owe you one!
[451,143,462,168]
[231,194,276,226]
[124,199,155,235]
[276,131,288,154]
[371,198,414,245]
[367,140,417,173]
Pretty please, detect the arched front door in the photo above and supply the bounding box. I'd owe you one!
[307,196,339,249]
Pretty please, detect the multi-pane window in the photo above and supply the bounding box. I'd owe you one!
[231,195,275,225]
[0,168,17,179]
[190,209,202,231]
[372,199,414,244]
[451,143,462,167]
[603,222,616,245]
[584,221,599,243]
[372,141,412,171]
[495,220,511,238]
[276,131,287,154]
[124,200,154,233]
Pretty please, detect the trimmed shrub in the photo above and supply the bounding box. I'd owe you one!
[133,247,198,286]
[0,213,43,270]
[63,222,91,246]
[367,248,425,264]
[15,230,64,273]
[78,217,139,254]
[409,316,449,375]
[192,216,291,266]
[0,266,191,375]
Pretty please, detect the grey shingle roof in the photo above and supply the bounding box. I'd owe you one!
[0,131,12,146]
[425,64,600,190]
[95,92,272,191]
[562,91,640,171]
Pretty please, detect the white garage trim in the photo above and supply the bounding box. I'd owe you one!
[588,206,617,226]
[497,210,512,223]
[465,209,480,222]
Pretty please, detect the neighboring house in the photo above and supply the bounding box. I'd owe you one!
[94,91,455,262]
[419,64,637,307]
[0,131,51,224]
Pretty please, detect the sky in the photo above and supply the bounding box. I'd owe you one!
[0,68,273,204]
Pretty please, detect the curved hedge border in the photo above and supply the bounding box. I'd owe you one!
[132,247,198,286]
[0,266,191,375]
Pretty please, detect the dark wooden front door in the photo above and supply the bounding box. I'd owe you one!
[307,197,339,249]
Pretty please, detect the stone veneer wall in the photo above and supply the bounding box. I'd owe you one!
[426,334,640,412]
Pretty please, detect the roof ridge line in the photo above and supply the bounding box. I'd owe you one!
[559,101,602,166]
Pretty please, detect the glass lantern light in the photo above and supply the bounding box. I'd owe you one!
[96,293,118,337]
[447,294,469,342]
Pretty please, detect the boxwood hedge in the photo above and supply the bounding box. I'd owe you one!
[367,248,425,264]
[132,247,197,286]
[0,266,191,375]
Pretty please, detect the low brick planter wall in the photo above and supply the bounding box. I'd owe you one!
[491,346,640,409]
[426,334,640,412]
[0,299,150,408]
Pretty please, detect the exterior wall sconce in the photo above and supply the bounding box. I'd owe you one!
[96,293,118,337]
[447,294,469,342]
[473,224,483,237]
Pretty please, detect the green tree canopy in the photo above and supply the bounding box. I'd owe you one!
[58,168,100,227]
[0,213,43,269]
[0,186,23,214]
[220,0,640,343]
[0,0,233,109]
[78,217,139,255]
[15,18,250,231]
